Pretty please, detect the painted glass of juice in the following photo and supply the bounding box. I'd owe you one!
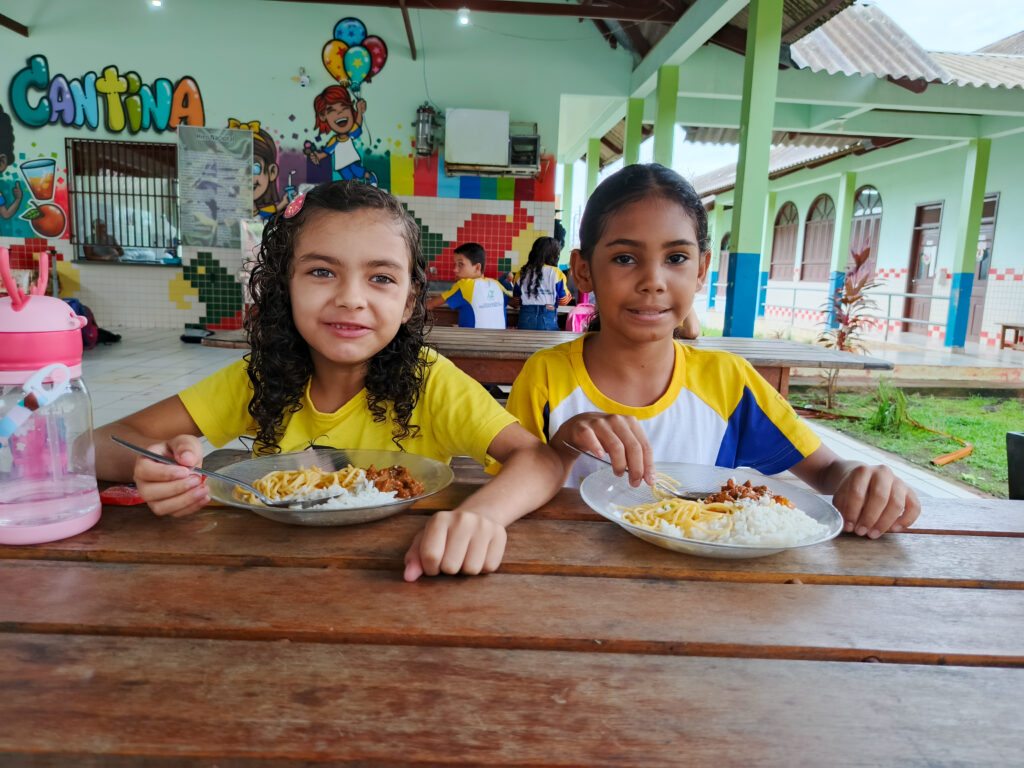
[20,159,57,201]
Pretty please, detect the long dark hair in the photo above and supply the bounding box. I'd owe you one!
[518,236,561,298]
[577,163,708,260]
[245,181,430,454]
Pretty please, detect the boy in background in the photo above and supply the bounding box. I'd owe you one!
[427,242,510,329]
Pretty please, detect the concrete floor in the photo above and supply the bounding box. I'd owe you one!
[84,328,989,500]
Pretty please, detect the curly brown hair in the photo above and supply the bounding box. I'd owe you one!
[244,181,430,454]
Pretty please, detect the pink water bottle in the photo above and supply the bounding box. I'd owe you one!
[0,247,101,544]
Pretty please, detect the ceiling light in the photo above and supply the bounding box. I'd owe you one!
[457,7,470,26]
[151,0,162,6]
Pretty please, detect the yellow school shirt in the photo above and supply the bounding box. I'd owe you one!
[179,350,516,464]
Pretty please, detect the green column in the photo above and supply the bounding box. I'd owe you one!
[947,138,991,348]
[724,0,783,337]
[654,66,678,168]
[827,171,857,327]
[586,138,601,197]
[560,162,574,263]
[624,97,644,166]
[757,190,777,318]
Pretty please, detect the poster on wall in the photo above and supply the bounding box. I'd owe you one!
[177,126,251,249]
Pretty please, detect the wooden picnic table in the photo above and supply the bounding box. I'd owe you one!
[203,328,892,397]
[1,487,1022,765]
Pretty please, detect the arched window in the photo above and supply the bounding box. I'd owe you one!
[800,194,835,281]
[715,232,730,297]
[850,185,882,271]
[769,202,799,279]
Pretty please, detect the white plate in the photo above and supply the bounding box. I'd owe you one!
[579,463,842,559]
[205,448,453,526]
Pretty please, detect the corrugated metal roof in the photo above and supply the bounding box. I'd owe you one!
[790,3,950,81]
[929,52,1024,90]
[790,2,1024,90]
[684,128,859,148]
[977,31,1024,56]
[691,141,862,196]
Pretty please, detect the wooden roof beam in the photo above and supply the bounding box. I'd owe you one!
[0,13,28,37]
[267,0,679,23]
[398,0,416,61]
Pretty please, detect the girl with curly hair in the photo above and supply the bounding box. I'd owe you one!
[96,181,563,580]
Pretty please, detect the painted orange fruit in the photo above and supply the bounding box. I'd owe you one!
[27,203,67,238]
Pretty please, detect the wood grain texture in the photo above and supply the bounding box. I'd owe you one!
[5,507,1023,588]
[2,561,1021,665]
[1,635,1020,766]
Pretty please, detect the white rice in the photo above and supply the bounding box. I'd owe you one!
[285,474,398,509]
[621,496,831,547]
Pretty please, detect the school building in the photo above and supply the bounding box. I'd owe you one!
[0,0,1021,347]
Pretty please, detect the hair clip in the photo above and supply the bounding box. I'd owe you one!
[283,193,306,218]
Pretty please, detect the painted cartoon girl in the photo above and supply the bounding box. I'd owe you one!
[230,119,288,221]
[305,85,377,185]
[0,105,24,221]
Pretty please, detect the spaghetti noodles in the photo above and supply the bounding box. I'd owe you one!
[234,464,365,505]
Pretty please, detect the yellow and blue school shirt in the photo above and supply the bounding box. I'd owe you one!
[506,336,821,488]
[513,264,571,307]
[442,277,511,329]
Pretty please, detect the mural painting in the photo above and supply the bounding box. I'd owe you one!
[305,18,388,186]
[0,103,68,240]
[228,119,295,221]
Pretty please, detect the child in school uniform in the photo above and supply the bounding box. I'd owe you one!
[426,242,510,329]
[95,182,563,579]
[512,236,571,331]
[506,163,919,539]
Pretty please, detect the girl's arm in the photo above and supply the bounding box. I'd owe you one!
[94,395,211,517]
[789,444,920,537]
[403,422,562,581]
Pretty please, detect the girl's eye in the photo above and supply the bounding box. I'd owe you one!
[370,274,397,284]
[666,252,690,264]
[310,267,334,278]
[612,253,635,265]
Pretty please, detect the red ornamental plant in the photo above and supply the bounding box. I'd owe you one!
[817,243,881,408]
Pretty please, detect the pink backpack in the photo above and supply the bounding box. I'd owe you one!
[567,294,596,333]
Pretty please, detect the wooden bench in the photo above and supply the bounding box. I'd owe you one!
[998,322,1024,350]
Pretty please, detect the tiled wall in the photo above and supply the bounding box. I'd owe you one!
[1,155,556,331]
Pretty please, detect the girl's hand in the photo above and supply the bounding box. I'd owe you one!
[832,464,920,538]
[552,412,654,488]
[132,435,210,517]
[403,509,507,582]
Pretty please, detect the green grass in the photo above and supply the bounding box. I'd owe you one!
[789,386,1022,498]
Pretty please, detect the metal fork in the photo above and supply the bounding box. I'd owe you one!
[110,436,347,508]
[560,440,706,501]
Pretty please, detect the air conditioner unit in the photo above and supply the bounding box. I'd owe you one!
[443,109,541,178]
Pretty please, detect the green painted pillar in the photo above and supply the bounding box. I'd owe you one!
[947,138,991,348]
[724,0,783,338]
[827,171,858,327]
[708,203,724,309]
[654,66,678,168]
[586,138,601,197]
[757,190,777,318]
[624,97,644,166]
[560,162,574,263]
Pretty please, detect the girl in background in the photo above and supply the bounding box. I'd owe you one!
[507,164,919,539]
[96,182,562,579]
[513,236,570,330]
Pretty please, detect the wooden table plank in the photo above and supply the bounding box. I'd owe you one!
[3,561,1021,666]
[2,635,1020,766]
[5,507,1023,589]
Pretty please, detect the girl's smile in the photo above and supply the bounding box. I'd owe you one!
[289,208,415,377]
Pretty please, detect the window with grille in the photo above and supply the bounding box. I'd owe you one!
[769,202,799,279]
[65,138,179,264]
[800,194,835,282]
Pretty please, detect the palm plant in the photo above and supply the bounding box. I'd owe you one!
[817,243,881,409]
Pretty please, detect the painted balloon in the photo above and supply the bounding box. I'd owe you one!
[322,39,349,83]
[343,45,371,86]
[362,35,388,79]
[334,17,366,47]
